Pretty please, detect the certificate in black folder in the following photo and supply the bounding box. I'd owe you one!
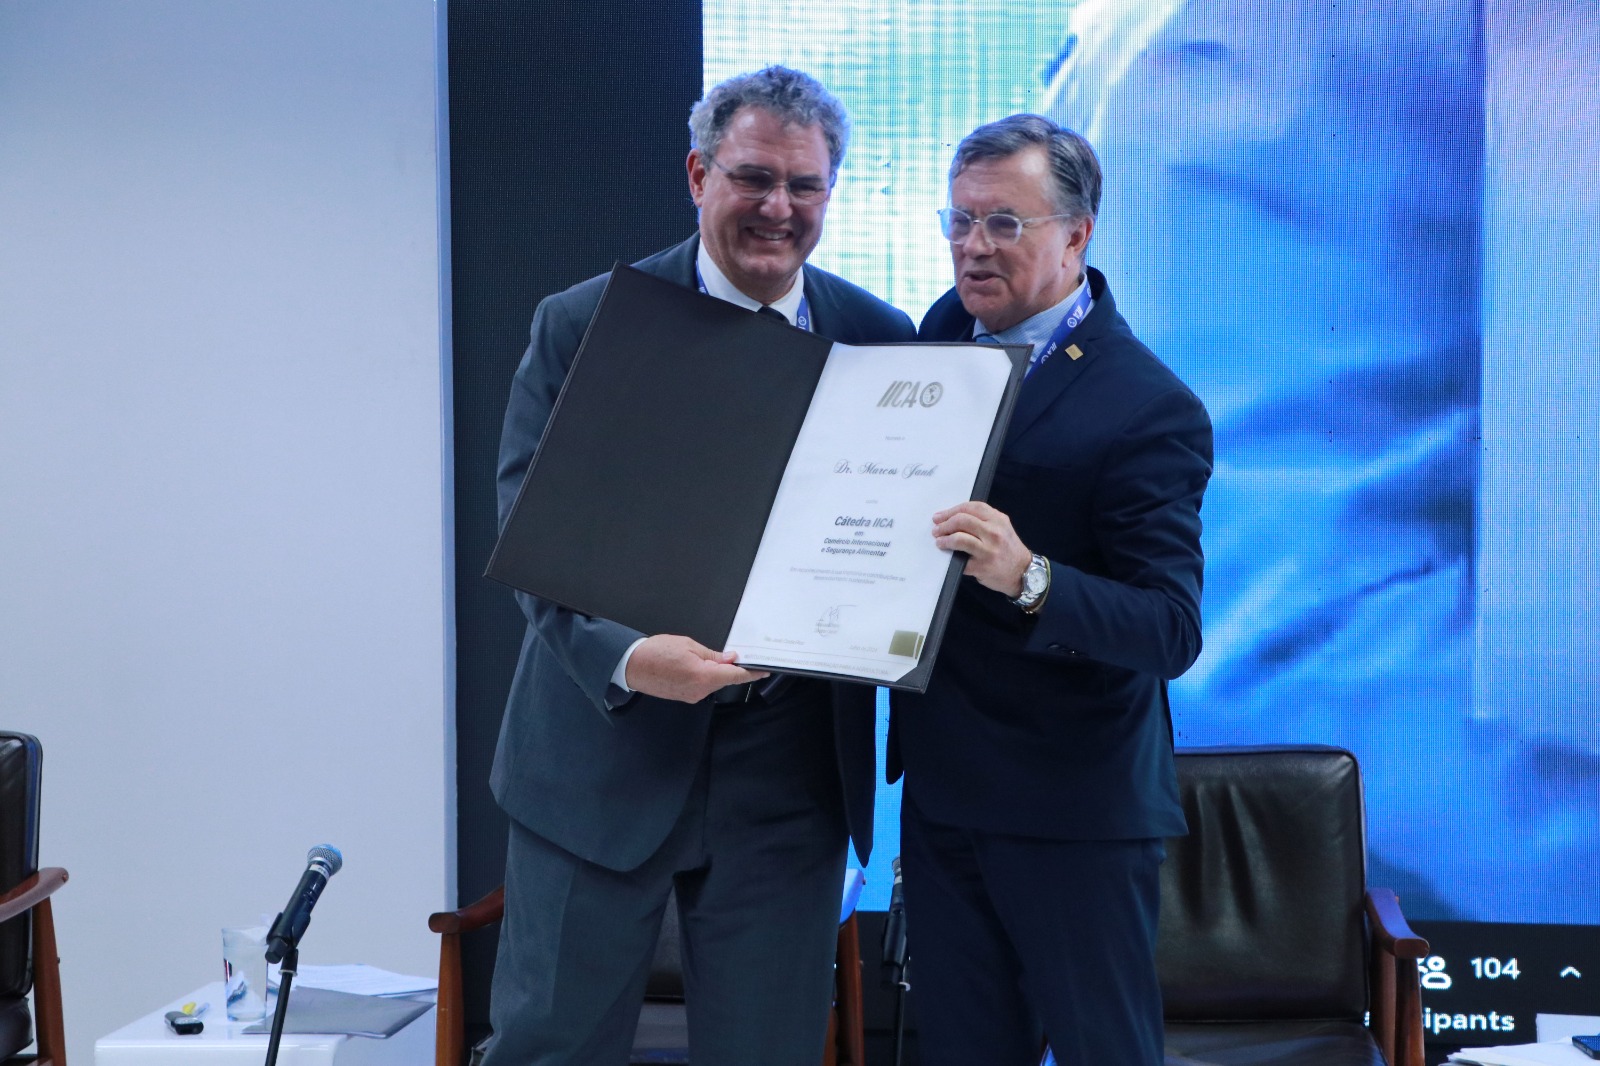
[486,266,1027,691]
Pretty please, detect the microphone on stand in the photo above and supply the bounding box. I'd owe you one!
[265,845,343,964]
[263,845,342,1066]
[881,856,911,1066]
[881,856,908,989]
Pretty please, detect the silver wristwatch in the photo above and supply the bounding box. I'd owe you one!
[1012,553,1051,614]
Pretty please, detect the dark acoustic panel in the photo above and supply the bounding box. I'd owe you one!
[446,0,701,1035]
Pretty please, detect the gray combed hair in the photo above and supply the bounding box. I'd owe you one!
[951,114,1102,220]
[688,65,851,178]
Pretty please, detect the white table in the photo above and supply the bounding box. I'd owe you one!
[94,981,435,1066]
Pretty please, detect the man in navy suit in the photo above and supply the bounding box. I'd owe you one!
[484,67,913,1066]
[893,114,1212,1064]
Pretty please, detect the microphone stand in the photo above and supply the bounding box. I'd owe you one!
[259,845,340,1066]
[263,943,297,1066]
[890,956,910,1066]
[881,854,911,1066]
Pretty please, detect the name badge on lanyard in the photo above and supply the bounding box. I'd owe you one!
[1027,282,1093,377]
[696,269,812,332]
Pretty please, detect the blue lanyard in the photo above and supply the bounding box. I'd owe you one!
[1027,281,1093,376]
[696,269,812,332]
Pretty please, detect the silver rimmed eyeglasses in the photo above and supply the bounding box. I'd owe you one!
[938,207,1072,245]
[709,157,833,205]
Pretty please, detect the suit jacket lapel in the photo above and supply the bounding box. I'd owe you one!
[1001,270,1116,446]
[801,263,839,336]
[640,235,702,289]
[1003,324,1100,445]
[655,239,831,331]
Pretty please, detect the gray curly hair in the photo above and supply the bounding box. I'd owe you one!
[688,65,851,178]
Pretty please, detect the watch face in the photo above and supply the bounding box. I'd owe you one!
[1023,561,1048,597]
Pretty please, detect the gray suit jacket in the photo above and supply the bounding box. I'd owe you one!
[492,236,915,871]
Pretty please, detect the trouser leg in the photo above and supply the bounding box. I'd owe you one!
[902,794,1167,1066]
[900,794,1042,1066]
[480,818,673,1066]
[676,686,849,1066]
[989,836,1166,1066]
[483,683,848,1066]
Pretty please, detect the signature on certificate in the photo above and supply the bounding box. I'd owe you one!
[816,605,853,637]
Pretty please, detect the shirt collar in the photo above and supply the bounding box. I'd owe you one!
[975,272,1091,347]
[695,241,806,325]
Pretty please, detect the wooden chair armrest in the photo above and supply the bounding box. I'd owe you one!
[834,912,865,1066]
[8,871,70,1066]
[1366,887,1428,1066]
[432,885,505,1066]
[429,884,505,935]
[0,867,68,924]
[1367,887,1429,959]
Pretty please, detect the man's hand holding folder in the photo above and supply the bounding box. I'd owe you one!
[625,635,769,703]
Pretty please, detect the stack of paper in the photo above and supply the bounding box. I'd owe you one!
[1448,1040,1591,1065]
[293,964,438,997]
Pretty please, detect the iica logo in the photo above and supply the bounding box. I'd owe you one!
[877,381,943,408]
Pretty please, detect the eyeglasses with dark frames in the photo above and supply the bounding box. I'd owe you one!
[709,157,833,205]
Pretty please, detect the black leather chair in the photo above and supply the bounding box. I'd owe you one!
[1155,745,1428,1066]
[0,731,68,1066]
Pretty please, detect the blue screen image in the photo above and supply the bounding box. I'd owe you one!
[707,0,1600,925]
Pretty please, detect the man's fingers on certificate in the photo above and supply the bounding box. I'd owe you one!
[627,634,770,704]
[931,501,1031,595]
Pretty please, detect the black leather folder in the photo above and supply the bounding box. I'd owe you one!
[486,265,1026,691]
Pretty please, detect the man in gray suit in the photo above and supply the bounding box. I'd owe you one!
[483,66,914,1066]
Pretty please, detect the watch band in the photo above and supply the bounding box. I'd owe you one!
[1013,552,1050,613]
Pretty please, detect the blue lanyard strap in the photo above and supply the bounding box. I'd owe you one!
[1028,281,1094,376]
[696,268,812,332]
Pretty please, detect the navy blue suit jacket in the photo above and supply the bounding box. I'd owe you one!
[892,268,1211,841]
[493,236,915,871]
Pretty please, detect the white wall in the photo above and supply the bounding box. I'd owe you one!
[0,3,453,1062]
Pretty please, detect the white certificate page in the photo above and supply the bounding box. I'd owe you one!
[724,342,1015,683]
